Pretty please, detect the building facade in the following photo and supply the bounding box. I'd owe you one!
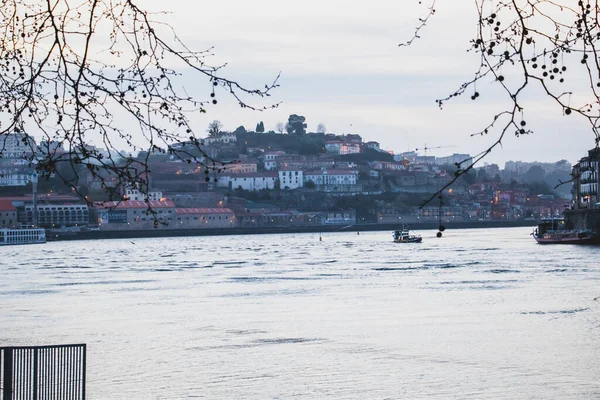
[203,133,237,145]
[223,161,258,174]
[97,200,176,229]
[304,169,358,191]
[572,148,600,209]
[24,204,89,228]
[227,172,278,191]
[0,169,33,186]
[0,200,18,228]
[278,169,304,189]
[175,208,235,228]
[0,133,36,159]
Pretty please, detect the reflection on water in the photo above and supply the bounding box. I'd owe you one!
[1,227,600,399]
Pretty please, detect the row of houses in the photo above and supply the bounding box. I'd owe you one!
[215,168,360,191]
[0,196,357,230]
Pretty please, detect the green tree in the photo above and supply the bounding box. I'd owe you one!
[255,121,265,133]
[523,165,546,183]
[233,126,247,134]
[286,114,307,135]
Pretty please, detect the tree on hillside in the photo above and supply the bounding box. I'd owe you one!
[207,120,224,136]
[404,1,600,203]
[0,0,279,201]
[522,165,547,182]
[233,126,247,134]
[255,121,265,133]
[286,114,307,135]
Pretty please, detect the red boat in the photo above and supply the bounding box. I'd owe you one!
[532,218,599,245]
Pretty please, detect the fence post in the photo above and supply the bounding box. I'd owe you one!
[33,348,38,400]
[81,344,87,400]
[2,348,12,400]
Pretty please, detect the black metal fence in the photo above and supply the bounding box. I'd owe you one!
[0,344,86,400]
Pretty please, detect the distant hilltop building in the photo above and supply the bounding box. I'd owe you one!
[433,153,473,167]
[394,151,472,167]
[325,141,360,155]
[504,160,571,174]
[37,140,66,157]
[203,133,237,145]
[364,141,382,151]
[0,133,36,160]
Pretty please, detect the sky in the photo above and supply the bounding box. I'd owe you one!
[133,0,593,167]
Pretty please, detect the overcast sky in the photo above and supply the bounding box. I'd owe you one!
[141,0,592,167]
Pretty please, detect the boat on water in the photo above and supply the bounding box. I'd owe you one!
[0,228,46,246]
[393,224,422,243]
[531,218,599,245]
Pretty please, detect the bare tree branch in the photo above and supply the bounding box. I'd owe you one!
[0,0,280,206]
[401,0,600,207]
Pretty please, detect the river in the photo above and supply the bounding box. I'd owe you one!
[1,227,599,399]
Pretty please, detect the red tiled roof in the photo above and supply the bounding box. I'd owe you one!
[99,200,175,209]
[176,208,233,214]
[0,199,16,211]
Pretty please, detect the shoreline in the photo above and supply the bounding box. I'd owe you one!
[47,220,537,242]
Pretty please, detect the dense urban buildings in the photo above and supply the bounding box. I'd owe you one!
[0,126,584,232]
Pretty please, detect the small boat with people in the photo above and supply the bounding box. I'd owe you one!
[393,224,422,243]
[531,218,599,245]
[0,227,46,246]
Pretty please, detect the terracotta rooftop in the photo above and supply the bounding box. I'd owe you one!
[176,208,233,214]
[99,200,175,209]
[0,199,16,211]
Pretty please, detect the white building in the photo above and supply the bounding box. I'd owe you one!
[434,153,473,167]
[0,170,33,186]
[340,142,361,155]
[263,151,285,171]
[203,133,237,145]
[304,169,358,190]
[226,172,278,191]
[364,141,381,151]
[124,187,163,202]
[1,133,36,159]
[278,168,304,189]
[325,141,342,154]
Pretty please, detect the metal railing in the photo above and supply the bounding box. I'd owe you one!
[0,344,86,400]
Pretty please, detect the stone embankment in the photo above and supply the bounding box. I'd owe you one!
[47,220,537,242]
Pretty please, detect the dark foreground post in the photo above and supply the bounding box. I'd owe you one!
[0,344,86,400]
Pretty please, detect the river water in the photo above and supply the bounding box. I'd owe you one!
[1,227,599,399]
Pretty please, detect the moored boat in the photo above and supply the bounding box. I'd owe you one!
[393,224,422,243]
[531,218,599,245]
[0,228,46,246]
